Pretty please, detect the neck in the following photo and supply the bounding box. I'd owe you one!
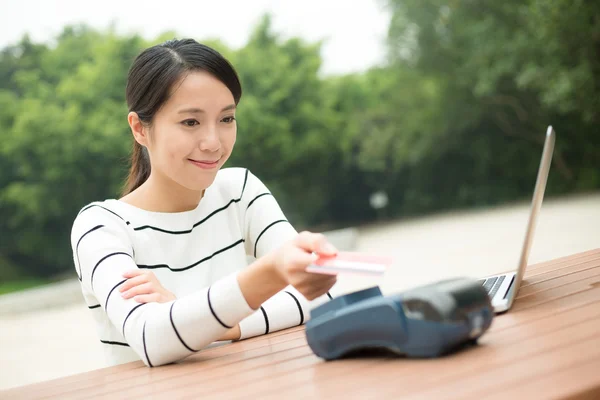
[124,172,204,213]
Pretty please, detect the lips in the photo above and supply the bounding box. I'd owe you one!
[188,158,220,169]
[189,159,219,163]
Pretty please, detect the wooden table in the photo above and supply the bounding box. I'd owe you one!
[4,248,600,399]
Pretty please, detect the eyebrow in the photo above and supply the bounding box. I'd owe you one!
[177,104,236,114]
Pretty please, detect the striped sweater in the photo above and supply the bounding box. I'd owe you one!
[70,167,333,367]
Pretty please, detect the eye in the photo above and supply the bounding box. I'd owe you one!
[181,119,199,127]
[221,116,236,124]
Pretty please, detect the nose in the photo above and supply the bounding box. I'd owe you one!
[198,124,221,153]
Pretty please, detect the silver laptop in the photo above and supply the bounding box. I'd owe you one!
[478,125,556,313]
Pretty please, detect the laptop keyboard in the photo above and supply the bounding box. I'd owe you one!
[478,275,505,299]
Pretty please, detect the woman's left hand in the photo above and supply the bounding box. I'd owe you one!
[120,269,176,303]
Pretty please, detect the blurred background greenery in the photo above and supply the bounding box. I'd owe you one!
[0,0,598,288]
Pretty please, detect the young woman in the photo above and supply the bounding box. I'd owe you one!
[71,38,339,367]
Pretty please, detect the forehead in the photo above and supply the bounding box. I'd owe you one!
[164,70,235,112]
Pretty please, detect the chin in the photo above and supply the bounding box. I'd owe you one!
[183,171,219,192]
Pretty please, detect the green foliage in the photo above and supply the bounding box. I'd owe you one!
[228,15,342,224]
[0,29,142,278]
[0,5,598,281]
[382,0,599,202]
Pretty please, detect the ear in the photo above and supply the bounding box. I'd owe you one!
[128,112,150,147]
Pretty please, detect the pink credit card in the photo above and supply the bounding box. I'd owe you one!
[306,251,393,276]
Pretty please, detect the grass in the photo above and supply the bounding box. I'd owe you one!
[0,279,48,296]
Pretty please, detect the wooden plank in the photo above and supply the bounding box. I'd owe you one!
[518,267,600,299]
[0,362,145,400]
[522,255,600,285]
[2,327,306,400]
[255,277,600,399]
[327,317,600,400]
[480,357,600,400]
[512,277,600,312]
[490,286,600,332]
[525,249,600,272]
[208,357,385,400]
[255,306,600,399]
[398,316,600,398]
[43,335,309,400]
[88,351,319,400]
[398,335,600,400]
[484,300,600,343]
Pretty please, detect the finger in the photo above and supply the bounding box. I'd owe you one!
[122,269,145,279]
[316,273,337,285]
[319,275,338,292]
[134,293,161,303]
[293,274,335,298]
[315,240,338,256]
[294,231,323,252]
[121,282,153,299]
[119,275,149,293]
[292,248,319,268]
[294,231,337,256]
[302,289,322,301]
[307,273,337,293]
[304,278,337,300]
[308,274,337,291]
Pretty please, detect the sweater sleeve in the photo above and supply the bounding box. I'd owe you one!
[238,169,334,340]
[71,207,256,367]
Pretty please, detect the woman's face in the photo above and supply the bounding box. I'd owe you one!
[137,70,237,192]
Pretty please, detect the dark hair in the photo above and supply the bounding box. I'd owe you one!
[122,39,242,196]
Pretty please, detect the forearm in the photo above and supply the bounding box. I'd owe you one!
[123,256,292,364]
[111,272,252,366]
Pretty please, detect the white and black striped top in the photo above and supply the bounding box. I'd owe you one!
[70,167,333,367]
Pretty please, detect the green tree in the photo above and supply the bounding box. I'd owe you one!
[384,0,600,197]
[227,15,345,225]
[0,28,145,279]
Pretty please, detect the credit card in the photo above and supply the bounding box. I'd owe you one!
[306,251,393,276]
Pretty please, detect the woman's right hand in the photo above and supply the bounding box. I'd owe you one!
[267,231,338,300]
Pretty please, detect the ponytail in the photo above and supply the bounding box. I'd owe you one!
[122,140,151,196]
